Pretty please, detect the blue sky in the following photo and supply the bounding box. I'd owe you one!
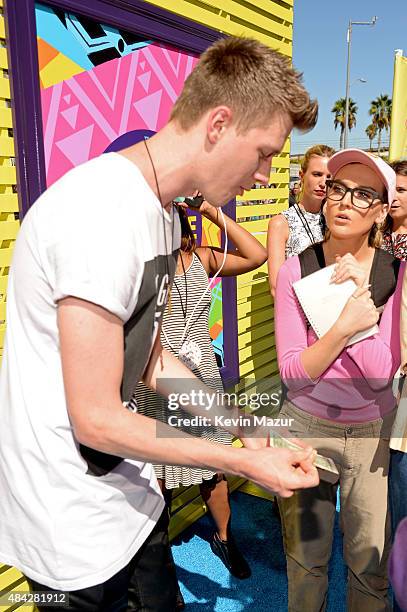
[291,0,406,154]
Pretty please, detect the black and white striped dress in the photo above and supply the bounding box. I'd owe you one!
[134,252,232,488]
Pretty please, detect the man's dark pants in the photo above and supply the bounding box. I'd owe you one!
[26,509,177,611]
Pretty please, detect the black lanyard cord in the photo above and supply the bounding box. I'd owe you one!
[294,202,317,245]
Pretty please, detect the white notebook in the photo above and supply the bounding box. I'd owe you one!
[293,264,378,347]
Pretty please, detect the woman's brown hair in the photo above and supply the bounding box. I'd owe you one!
[177,205,197,253]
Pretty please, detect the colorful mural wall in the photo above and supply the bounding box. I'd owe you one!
[35,2,225,365]
[37,5,196,184]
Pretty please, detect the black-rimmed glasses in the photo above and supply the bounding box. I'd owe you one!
[326,179,383,209]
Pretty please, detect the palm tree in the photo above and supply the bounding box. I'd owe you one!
[332,97,358,149]
[369,94,392,153]
[365,123,377,151]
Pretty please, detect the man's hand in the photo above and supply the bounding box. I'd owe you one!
[240,423,312,452]
[240,435,269,450]
[242,446,319,498]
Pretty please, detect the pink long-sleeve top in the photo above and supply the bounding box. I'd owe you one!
[275,256,405,423]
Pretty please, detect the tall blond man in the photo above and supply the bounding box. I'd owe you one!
[0,37,319,611]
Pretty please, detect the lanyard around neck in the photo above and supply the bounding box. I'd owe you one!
[294,202,318,245]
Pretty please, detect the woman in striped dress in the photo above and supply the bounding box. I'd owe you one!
[135,197,267,582]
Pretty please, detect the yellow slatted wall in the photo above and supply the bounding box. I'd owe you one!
[0,0,17,363]
[145,0,293,392]
[0,5,34,611]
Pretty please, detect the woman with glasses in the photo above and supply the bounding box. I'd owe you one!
[267,144,335,296]
[275,149,404,611]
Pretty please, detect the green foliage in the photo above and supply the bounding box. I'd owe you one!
[331,97,358,148]
[365,123,378,150]
[369,94,392,152]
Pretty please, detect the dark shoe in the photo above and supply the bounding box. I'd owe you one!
[210,532,251,579]
[175,581,185,610]
[272,499,281,521]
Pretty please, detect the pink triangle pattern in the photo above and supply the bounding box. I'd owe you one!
[55,124,94,167]
[88,60,121,109]
[134,90,162,131]
[162,48,182,77]
[61,105,79,129]
[41,42,199,186]
[138,71,151,93]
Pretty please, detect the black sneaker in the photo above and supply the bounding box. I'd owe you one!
[210,532,251,579]
[175,581,185,610]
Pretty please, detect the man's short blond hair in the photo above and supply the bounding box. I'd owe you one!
[170,36,318,133]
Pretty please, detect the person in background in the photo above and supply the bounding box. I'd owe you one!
[135,198,266,592]
[388,161,407,611]
[389,515,407,611]
[267,144,335,296]
[382,160,407,259]
[390,263,407,612]
[275,149,403,611]
[289,181,301,207]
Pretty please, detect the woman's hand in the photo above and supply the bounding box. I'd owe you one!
[184,190,206,212]
[175,191,205,211]
[190,194,223,225]
[335,285,379,338]
[330,253,367,287]
[198,198,217,218]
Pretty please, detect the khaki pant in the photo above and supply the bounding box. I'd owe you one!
[278,401,395,612]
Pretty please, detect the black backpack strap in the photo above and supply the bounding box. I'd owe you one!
[298,244,326,329]
[299,242,326,278]
[369,248,400,308]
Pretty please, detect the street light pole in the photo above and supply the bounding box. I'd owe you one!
[343,16,377,149]
[344,20,352,149]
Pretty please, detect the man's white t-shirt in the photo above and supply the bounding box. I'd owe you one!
[0,153,180,590]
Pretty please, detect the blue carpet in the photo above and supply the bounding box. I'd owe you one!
[172,491,346,611]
